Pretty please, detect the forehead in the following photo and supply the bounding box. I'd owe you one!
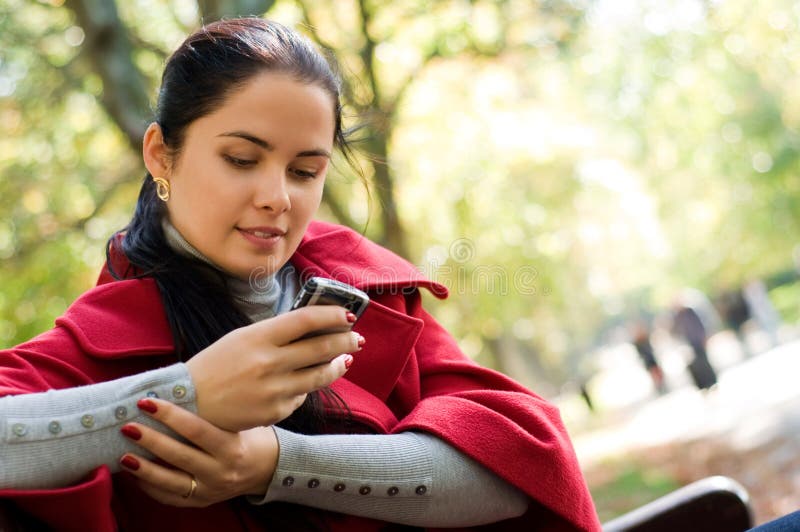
[192,72,336,148]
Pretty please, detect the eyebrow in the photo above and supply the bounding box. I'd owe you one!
[218,131,331,158]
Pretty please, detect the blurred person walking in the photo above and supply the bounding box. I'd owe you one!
[672,303,718,391]
[630,320,667,394]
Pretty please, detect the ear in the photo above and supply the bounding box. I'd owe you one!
[142,122,171,178]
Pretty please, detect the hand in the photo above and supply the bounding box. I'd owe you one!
[186,305,363,431]
[119,398,278,508]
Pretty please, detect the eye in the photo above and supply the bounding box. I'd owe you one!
[223,154,257,168]
[289,167,318,179]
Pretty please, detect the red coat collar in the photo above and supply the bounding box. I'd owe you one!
[293,220,448,298]
[67,221,445,425]
[97,220,448,298]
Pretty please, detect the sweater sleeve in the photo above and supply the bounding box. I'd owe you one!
[251,427,529,527]
[0,363,195,489]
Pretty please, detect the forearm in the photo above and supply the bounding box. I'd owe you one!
[253,428,529,527]
[0,363,195,489]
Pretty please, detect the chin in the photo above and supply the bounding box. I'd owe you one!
[243,259,284,278]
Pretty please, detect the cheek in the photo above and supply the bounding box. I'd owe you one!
[291,180,325,212]
[167,174,240,233]
[171,157,243,205]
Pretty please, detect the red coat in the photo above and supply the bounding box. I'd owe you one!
[0,221,600,532]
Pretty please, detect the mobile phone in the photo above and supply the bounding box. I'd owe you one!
[290,277,370,337]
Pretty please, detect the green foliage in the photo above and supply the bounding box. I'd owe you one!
[0,0,140,343]
[769,282,800,323]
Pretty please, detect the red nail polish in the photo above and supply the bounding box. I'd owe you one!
[120,455,140,471]
[120,425,142,441]
[344,355,354,369]
[357,335,366,347]
[137,398,158,414]
[346,312,357,323]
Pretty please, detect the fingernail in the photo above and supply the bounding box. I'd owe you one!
[344,355,354,369]
[346,311,357,323]
[120,455,140,471]
[137,398,158,414]
[357,335,366,347]
[120,425,142,441]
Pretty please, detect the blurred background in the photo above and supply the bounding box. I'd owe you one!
[1,0,800,524]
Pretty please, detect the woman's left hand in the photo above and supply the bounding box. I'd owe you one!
[118,398,279,507]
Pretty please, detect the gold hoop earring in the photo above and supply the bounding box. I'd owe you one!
[153,177,170,202]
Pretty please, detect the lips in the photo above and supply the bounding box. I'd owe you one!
[236,226,287,250]
[238,227,286,238]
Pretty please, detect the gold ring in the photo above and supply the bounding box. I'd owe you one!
[182,476,197,499]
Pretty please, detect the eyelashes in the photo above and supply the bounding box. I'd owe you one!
[289,168,318,179]
[223,154,256,168]
[223,154,319,179]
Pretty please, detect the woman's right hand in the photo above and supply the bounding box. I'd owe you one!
[185,305,362,432]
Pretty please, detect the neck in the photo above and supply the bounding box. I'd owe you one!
[161,217,295,321]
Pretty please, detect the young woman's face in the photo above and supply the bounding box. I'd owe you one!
[160,72,335,280]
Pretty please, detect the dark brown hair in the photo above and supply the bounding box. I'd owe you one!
[157,18,349,157]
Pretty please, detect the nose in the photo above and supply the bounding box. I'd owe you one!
[253,167,291,213]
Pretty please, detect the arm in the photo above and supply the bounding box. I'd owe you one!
[0,363,193,489]
[0,301,360,489]
[256,427,529,527]
[120,402,528,527]
[0,277,364,531]
[386,291,602,531]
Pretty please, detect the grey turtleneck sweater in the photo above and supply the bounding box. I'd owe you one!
[0,221,528,527]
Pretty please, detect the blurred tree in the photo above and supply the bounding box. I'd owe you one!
[570,0,800,292]
[5,0,799,389]
[290,0,585,257]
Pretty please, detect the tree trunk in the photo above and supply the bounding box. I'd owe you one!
[64,0,151,152]
[366,131,408,259]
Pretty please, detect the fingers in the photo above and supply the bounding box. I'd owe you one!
[138,481,195,507]
[118,402,220,504]
[282,353,354,397]
[282,330,364,369]
[119,454,203,507]
[125,399,227,468]
[254,305,355,345]
[121,423,280,507]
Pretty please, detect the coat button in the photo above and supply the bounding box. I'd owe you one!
[11,423,27,437]
[48,421,62,434]
[282,476,294,487]
[81,415,95,428]
[387,486,399,496]
[172,385,187,399]
[307,479,320,488]
[114,406,128,420]
[333,483,346,492]
[359,486,371,495]
[415,485,427,495]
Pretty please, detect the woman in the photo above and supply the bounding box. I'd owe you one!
[0,18,600,531]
